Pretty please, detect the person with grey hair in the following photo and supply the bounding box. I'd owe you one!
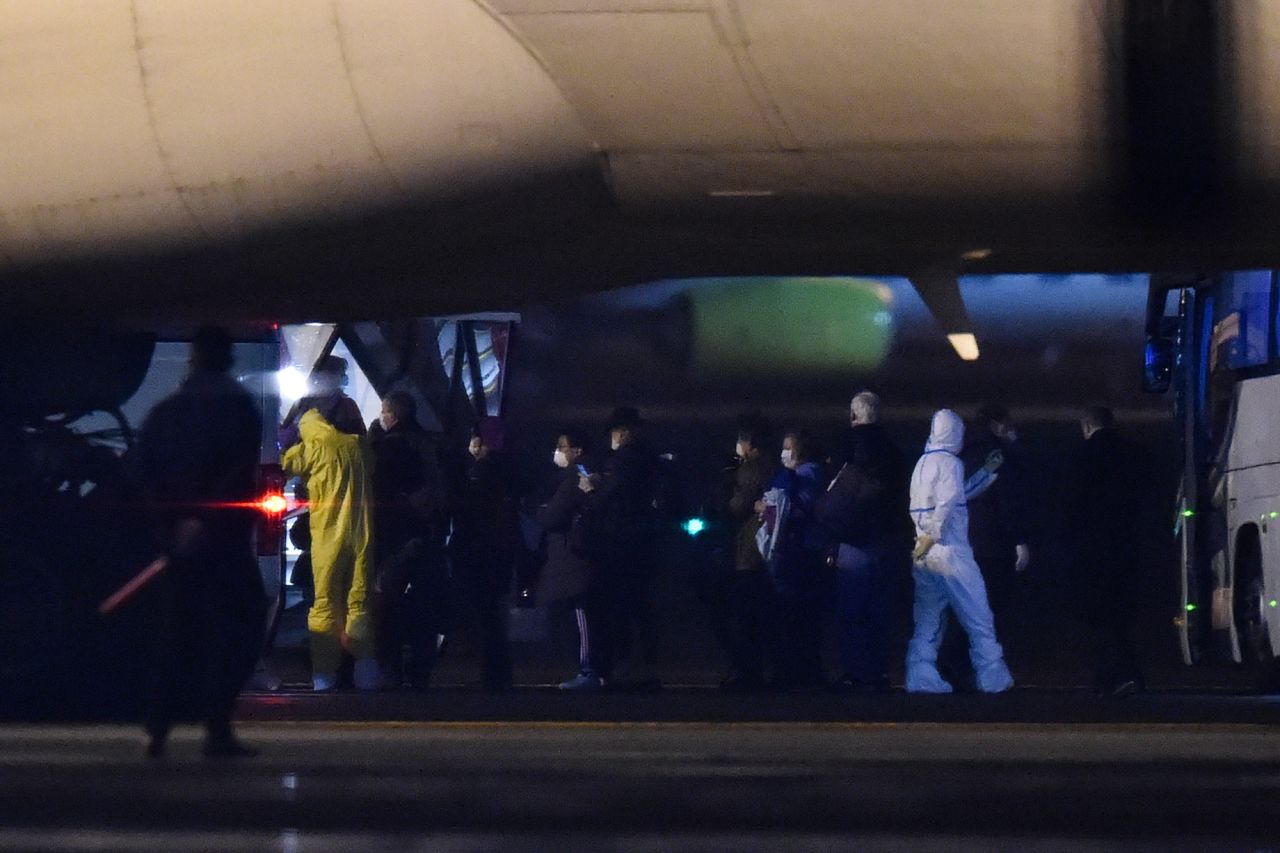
[850,391,880,426]
[825,390,907,692]
[1065,405,1146,697]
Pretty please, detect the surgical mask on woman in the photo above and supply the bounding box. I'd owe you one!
[553,449,569,468]
[610,438,621,451]
[780,448,794,468]
[735,441,747,459]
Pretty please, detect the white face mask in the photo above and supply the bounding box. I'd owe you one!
[610,438,621,451]
[379,413,395,432]
[735,442,747,459]
[469,443,483,459]
[780,449,794,468]
[553,449,569,468]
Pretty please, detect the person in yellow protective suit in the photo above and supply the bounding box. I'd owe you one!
[282,409,378,690]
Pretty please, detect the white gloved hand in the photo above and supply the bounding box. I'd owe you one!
[912,535,936,563]
[1015,543,1031,572]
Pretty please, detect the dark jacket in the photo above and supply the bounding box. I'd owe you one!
[838,423,909,550]
[135,370,262,554]
[962,428,1031,560]
[590,440,657,557]
[534,468,594,602]
[370,419,446,554]
[451,450,520,572]
[280,391,365,448]
[815,462,885,551]
[728,454,774,572]
[1065,428,1147,618]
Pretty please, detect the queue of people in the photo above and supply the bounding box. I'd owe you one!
[276,380,1148,698]
[137,330,1148,750]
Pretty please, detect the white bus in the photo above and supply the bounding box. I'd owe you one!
[1145,271,1280,683]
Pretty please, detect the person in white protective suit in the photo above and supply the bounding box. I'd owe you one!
[905,409,1014,694]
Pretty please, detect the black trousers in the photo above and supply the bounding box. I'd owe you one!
[146,550,264,742]
[725,570,782,684]
[606,557,659,672]
[454,552,514,687]
[374,539,447,686]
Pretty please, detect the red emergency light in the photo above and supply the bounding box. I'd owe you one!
[257,464,287,556]
[258,493,288,515]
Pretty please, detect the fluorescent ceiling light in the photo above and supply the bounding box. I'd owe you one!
[947,333,980,361]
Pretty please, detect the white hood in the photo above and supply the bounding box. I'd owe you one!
[925,409,964,455]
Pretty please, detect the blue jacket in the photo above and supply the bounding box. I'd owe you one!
[767,460,826,589]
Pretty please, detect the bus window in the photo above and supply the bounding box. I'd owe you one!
[1211,270,1271,371]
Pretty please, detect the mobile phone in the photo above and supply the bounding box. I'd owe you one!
[576,464,590,477]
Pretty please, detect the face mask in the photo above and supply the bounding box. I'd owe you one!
[780,449,794,468]
[610,438,621,451]
[553,449,569,468]
[1005,428,1018,444]
[735,442,747,459]
[469,444,482,459]
[379,414,394,431]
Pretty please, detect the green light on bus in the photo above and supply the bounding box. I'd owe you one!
[1186,603,1197,612]
[1182,509,1195,518]
[1271,512,1278,520]
[1271,600,1278,609]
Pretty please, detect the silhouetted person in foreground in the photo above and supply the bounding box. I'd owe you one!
[134,327,265,758]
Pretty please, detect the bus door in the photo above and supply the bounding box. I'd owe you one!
[1149,280,1214,664]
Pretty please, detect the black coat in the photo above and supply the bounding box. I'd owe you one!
[962,429,1031,561]
[1065,428,1147,619]
[727,454,774,571]
[589,440,657,558]
[534,468,593,603]
[451,451,520,572]
[370,420,445,554]
[836,423,908,549]
[134,370,262,555]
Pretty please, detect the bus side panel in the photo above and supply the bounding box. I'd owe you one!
[1229,375,1280,471]
[1227,375,1280,659]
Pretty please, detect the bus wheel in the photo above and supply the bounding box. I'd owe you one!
[1233,532,1280,691]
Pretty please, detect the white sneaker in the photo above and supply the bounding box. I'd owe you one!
[312,672,338,691]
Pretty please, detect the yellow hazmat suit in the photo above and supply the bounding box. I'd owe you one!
[282,409,376,681]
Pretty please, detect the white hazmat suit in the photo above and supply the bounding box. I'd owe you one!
[906,409,1013,694]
